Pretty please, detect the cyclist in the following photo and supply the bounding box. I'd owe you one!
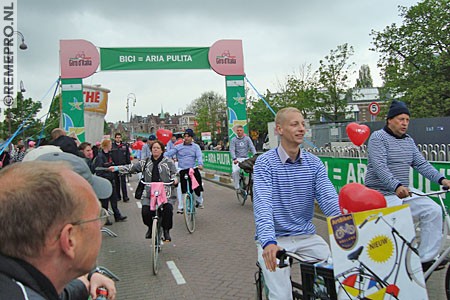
[365,100,450,271]
[230,124,257,191]
[165,128,204,212]
[113,140,178,241]
[253,107,340,300]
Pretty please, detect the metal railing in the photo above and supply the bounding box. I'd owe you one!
[306,144,449,162]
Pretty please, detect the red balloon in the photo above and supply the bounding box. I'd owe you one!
[346,123,370,146]
[156,129,173,145]
[339,183,386,214]
[132,140,144,150]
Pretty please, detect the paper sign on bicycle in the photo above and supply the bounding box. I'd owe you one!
[327,205,428,300]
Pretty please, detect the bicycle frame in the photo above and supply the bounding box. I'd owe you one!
[183,171,196,233]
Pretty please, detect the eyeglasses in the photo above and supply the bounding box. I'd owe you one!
[71,208,110,227]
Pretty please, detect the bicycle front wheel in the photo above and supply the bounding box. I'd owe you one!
[184,194,196,233]
[236,175,247,206]
[405,236,426,288]
[150,218,161,275]
[445,265,450,300]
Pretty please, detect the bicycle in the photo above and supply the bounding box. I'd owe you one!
[182,167,198,233]
[409,187,450,295]
[236,155,258,205]
[255,249,336,300]
[140,180,174,275]
[236,167,253,206]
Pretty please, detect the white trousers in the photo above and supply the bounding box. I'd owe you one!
[231,158,246,190]
[256,235,330,300]
[385,187,442,262]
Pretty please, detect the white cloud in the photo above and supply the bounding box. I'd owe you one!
[16,0,418,123]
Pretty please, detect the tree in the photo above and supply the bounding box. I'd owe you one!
[247,90,277,136]
[187,91,227,140]
[371,0,450,117]
[318,43,356,122]
[1,92,43,142]
[355,65,374,88]
[274,64,322,121]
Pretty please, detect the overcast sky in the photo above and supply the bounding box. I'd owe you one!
[16,0,418,123]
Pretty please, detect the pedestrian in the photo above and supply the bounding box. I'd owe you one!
[0,160,117,299]
[49,128,82,157]
[141,134,156,160]
[93,139,127,224]
[230,124,257,191]
[79,142,94,171]
[111,133,131,202]
[253,107,340,299]
[365,100,450,272]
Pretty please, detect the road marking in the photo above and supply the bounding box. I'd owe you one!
[166,261,186,285]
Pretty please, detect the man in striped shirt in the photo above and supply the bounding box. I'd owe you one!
[365,100,450,271]
[253,107,340,299]
[229,124,257,190]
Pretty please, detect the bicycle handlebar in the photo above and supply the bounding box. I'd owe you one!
[96,266,120,281]
[410,186,449,197]
[139,180,175,186]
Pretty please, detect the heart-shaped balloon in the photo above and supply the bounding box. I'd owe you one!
[156,129,173,145]
[346,123,370,146]
[339,183,386,214]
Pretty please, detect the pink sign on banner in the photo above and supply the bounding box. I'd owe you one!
[208,40,244,76]
[60,39,100,79]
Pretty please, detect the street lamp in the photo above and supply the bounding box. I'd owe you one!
[15,31,28,50]
[126,93,136,123]
[7,32,28,137]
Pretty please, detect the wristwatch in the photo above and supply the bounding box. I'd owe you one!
[87,267,103,281]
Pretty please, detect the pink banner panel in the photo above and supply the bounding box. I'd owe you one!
[208,40,244,76]
[60,39,100,79]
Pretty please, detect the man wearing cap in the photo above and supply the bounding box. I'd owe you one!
[365,100,450,272]
[0,156,116,299]
[141,135,156,161]
[111,133,131,202]
[165,128,204,212]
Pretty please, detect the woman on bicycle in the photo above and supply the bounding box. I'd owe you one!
[115,140,178,241]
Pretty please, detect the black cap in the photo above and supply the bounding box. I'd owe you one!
[184,128,194,137]
[148,135,156,141]
[387,100,410,119]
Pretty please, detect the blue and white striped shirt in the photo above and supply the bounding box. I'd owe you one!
[164,142,203,170]
[365,128,444,195]
[253,146,340,248]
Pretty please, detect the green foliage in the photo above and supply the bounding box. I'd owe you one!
[371,0,450,117]
[41,94,61,140]
[318,43,355,122]
[1,92,43,142]
[187,91,227,140]
[247,91,277,136]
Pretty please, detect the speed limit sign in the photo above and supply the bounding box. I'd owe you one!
[368,102,380,116]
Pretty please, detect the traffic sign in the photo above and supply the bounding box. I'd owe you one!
[368,102,380,116]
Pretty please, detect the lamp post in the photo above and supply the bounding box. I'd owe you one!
[7,31,28,137]
[126,93,136,123]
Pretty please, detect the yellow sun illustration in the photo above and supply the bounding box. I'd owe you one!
[367,235,394,263]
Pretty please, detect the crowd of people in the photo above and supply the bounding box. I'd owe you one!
[1,101,449,299]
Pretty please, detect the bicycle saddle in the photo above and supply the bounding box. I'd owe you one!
[347,246,364,261]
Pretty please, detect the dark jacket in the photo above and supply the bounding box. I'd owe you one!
[92,150,115,181]
[0,253,87,300]
[50,136,82,157]
[111,142,131,165]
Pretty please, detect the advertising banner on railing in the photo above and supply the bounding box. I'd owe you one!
[202,151,232,173]
[320,157,450,197]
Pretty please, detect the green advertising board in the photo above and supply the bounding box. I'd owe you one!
[320,157,450,196]
[202,151,232,173]
[100,47,210,70]
[226,75,248,139]
[61,78,85,142]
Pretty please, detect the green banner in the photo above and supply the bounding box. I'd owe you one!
[202,151,232,173]
[226,75,248,139]
[320,157,450,197]
[100,47,210,70]
[61,78,85,142]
